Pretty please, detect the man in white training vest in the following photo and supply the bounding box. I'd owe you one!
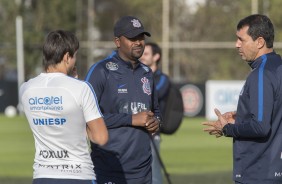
[19,30,108,184]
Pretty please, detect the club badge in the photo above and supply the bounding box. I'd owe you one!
[141,77,151,95]
[106,62,119,71]
[131,19,141,28]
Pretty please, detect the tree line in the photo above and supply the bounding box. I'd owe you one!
[1,0,282,83]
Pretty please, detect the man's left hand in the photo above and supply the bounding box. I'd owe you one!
[145,116,160,134]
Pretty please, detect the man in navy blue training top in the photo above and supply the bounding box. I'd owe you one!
[140,42,170,184]
[203,14,282,184]
[85,16,161,184]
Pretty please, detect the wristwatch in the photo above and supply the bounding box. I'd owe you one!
[155,116,162,128]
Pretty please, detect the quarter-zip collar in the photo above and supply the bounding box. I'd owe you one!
[248,52,276,69]
[114,51,141,70]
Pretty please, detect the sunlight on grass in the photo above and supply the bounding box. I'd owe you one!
[161,117,233,174]
[0,115,34,178]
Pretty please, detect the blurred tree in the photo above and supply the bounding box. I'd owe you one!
[0,0,81,80]
[22,0,79,79]
[94,0,162,41]
[1,0,282,83]
[0,0,19,80]
[170,0,252,83]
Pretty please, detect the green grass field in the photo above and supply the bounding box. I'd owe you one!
[0,115,234,184]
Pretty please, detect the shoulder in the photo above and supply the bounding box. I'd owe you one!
[160,72,170,80]
[61,75,87,88]
[89,58,111,71]
[60,77,96,97]
[139,62,153,74]
[155,70,170,81]
[85,57,115,82]
[20,75,42,91]
[261,53,282,77]
[264,53,282,68]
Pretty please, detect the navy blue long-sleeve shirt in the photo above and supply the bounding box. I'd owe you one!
[85,51,161,179]
[223,52,282,183]
[154,69,170,115]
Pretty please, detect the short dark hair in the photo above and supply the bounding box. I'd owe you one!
[145,42,162,64]
[42,30,79,71]
[237,14,274,48]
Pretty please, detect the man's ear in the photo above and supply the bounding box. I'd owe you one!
[114,37,120,48]
[63,52,70,64]
[153,53,160,63]
[257,37,265,49]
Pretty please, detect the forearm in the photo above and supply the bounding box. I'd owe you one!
[87,117,108,146]
[223,119,271,138]
[103,113,132,128]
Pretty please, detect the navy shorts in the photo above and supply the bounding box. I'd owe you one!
[32,178,96,184]
[96,172,152,184]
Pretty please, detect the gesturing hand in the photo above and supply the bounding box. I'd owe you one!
[202,108,229,138]
[222,111,236,124]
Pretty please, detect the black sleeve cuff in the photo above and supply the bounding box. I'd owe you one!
[222,123,232,137]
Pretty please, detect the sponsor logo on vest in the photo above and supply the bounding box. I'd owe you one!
[33,118,66,125]
[29,96,63,105]
[131,102,148,114]
[28,96,63,111]
[38,164,82,173]
[39,150,69,158]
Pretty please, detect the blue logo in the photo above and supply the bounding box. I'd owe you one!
[118,84,127,88]
[29,96,63,105]
[33,118,66,125]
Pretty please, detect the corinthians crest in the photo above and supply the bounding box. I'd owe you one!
[131,19,141,28]
[106,62,119,71]
[141,77,151,95]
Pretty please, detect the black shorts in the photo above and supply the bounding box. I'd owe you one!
[32,178,96,184]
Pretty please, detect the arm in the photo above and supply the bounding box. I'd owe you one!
[156,72,170,100]
[203,70,274,139]
[224,71,273,138]
[144,78,161,134]
[85,60,149,129]
[81,82,108,145]
[87,117,108,146]
[85,62,131,128]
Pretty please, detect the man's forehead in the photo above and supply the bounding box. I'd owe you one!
[237,26,249,36]
[238,25,249,32]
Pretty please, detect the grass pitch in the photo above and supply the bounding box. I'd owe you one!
[0,115,233,184]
